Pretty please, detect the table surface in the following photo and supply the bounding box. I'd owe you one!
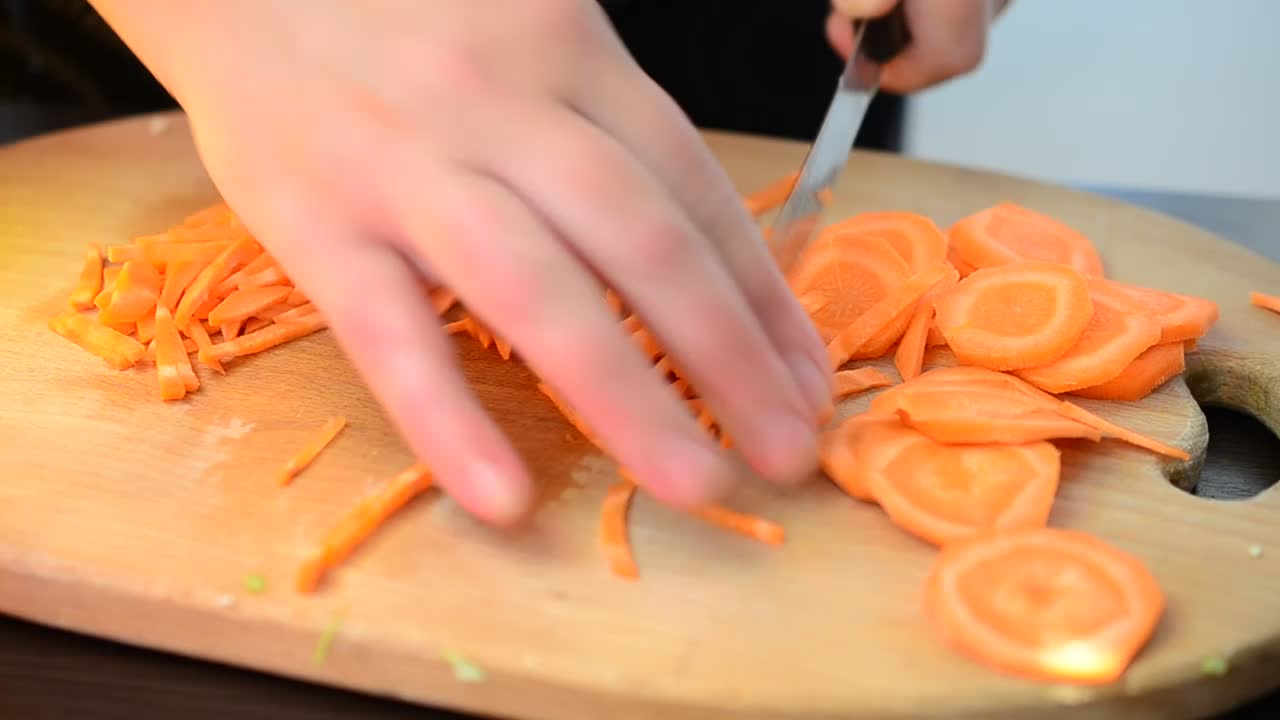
[2,179,1278,720]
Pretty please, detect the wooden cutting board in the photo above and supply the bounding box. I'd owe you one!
[2,112,1280,720]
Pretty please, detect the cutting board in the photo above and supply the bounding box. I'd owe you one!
[2,112,1280,720]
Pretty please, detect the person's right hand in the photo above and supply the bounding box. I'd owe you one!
[91,0,832,525]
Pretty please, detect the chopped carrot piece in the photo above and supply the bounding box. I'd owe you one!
[203,313,327,365]
[184,320,225,375]
[947,247,977,278]
[742,170,798,217]
[252,302,294,321]
[214,253,276,298]
[1251,291,1280,314]
[1012,293,1162,394]
[237,264,288,290]
[243,317,273,333]
[68,244,105,310]
[286,287,310,306]
[933,261,1094,371]
[141,239,232,267]
[98,259,162,325]
[429,286,457,315]
[278,417,347,486]
[827,263,954,369]
[153,306,192,401]
[822,211,949,272]
[181,201,232,228]
[789,232,911,343]
[894,268,958,381]
[688,504,785,545]
[295,463,434,593]
[208,286,292,327]
[1070,342,1186,402]
[860,422,1061,546]
[221,318,244,342]
[173,233,261,329]
[833,367,895,399]
[600,475,639,580]
[923,527,1164,684]
[274,303,318,324]
[1089,277,1219,344]
[948,203,1105,277]
[47,312,146,370]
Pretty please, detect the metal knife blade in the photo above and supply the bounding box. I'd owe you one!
[766,5,912,275]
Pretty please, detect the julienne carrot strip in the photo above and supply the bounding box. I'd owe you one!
[174,233,261,329]
[295,463,434,593]
[827,262,953,369]
[687,504,785,545]
[274,303,318,324]
[221,318,244,342]
[67,244,105,310]
[214,253,276,297]
[600,475,640,580]
[208,286,293,326]
[184,319,225,375]
[204,313,328,365]
[277,417,347,487]
[48,312,146,370]
[153,306,192,401]
[1250,291,1280,315]
[832,367,895,399]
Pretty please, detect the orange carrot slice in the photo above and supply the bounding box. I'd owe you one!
[742,171,798,217]
[208,286,293,326]
[98,259,162,324]
[933,261,1094,371]
[1070,342,1186,402]
[828,262,953,369]
[822,211,949,272]
[153,306,192,401]
[948,203,1105,277]
[1012,293,1162,393]
[1251,291,1280,314]
[947,247,977,278]
[789,233,911,343]
[295,463,434,593]
[862,423,1061,547]
[68,244,105,310]
[1089,277,1218,344]
[923,527,1164,684]
[47,312,146,370]
[600,476,640,580]
[818,415,901,502]
[278,417,347,486]
[833,367,895,399]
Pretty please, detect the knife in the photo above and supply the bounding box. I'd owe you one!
[766,4,912,274]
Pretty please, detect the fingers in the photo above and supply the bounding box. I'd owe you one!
[825,0,992,93]
[831,0,900,18]
[570,62,834,424]
[476,102,822,486]
[383,166,738,509]
[251,193,535,526]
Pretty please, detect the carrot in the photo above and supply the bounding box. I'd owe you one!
[184,320,225,375]
[832,367,895,399]
[687,505,785,545]
[173,234,261,329]
[207,286,292,327]
[286,287,310,306]
[894,268,959,381]
[237,264,288,290]
[600,476,639,580]
[213,253,276,298]
[68,244,105,310]
[742,170,798,217]
[933,261,1094,371]
[923,527,1164,684]
[274,303,318,324]
[141,240,232,267]
[947,247,977,278]
[97,260,162,325]
[1012,293,1162,393]
[47,312,146,370]
[821,211,949,272]
[153,306,193,401]
[277,417,347,486]
[429,286,457,315]
[827,262,953,369]
[860,423,1062,547]
[818,417,882,502]
[788,232,910,343]
[1089,277,1219,344]
[948,203,1105,277]
[1070,342,1187,402]
[135,313,156,344]
[1251,291,1280,314]
[221,318,244,342]
[295,463,434,593]
[202,313,327,365]
[181,201,232,228]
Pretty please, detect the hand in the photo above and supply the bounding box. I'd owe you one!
[827,0,1009,93]
[91,0,832,525]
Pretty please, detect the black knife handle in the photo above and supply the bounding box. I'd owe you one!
[860,2,912,65]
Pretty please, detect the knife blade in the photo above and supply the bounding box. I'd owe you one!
[766,4,912,275]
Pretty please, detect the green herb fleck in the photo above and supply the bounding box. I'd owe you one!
[312,609,346,665]
[243,573,268,594]
[442,649,487,684]
[1201,655,1229,677]
[1248,544,1264,558]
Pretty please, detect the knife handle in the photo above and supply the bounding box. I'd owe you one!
[860,2,912,65]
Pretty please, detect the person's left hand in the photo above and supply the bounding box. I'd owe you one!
[827,0,1008,93]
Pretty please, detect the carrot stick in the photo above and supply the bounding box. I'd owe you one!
[213,253,276,298]
[184,320,225,375]
[600,476,639,580]
[833,367,895,399]
[68,244,105,310]
[203,313,327,364]
[238,264,288,290]
[688,505,785,545]
[827,263,953,369]
[1250,291,1280,315]
[274,303,318,324]
[742,170,799,217]
[153,306,191,401]
[47,312,147,370]
[221,318,244,342]
[207,286,292,326]
[173,234,261,329]
[278,417,347,486]
[295,463,434,593]
[159,260,204,313]
[286,288,310,306]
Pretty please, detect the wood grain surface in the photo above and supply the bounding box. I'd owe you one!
[2,112,1280,720]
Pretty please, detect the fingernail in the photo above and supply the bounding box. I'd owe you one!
[786,351,834,424]
[752,412,820,486]
[463,458,528,525]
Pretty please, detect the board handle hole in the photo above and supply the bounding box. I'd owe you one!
[1181,405,1280,501]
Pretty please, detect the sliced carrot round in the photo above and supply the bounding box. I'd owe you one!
[1087,277,1219,344]
[1070,342,1186,402]
[933,261,1094,371]
[860,422,1061,547]
[822,211,949,272]
[923,527,1164,684]
[949,203,1105,277]
[788,233,910,343]
[818,414,900,502]
[1013,293,1162,393]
